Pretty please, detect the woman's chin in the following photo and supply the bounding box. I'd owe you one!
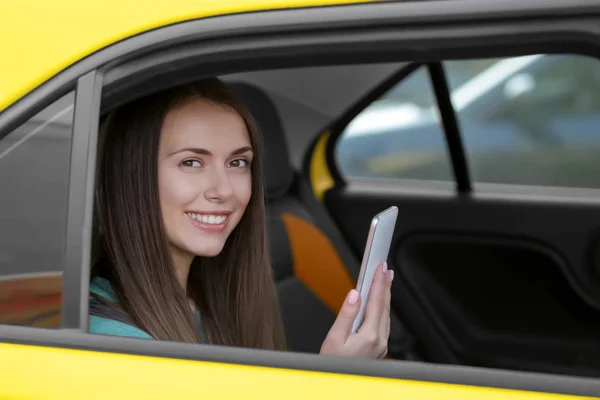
[190,244,225,258]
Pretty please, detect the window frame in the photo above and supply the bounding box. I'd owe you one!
[60,71,103,331]
[1,0,600,396]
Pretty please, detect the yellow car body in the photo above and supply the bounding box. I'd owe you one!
[0,1,599,399]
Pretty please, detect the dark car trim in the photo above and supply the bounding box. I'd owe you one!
[60,71,102,331]
[428,62,472,192]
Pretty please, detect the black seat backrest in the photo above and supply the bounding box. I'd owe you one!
[230,82,363,353]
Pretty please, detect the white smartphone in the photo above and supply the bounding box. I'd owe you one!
[351,205,398,333]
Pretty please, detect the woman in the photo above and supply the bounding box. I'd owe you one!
[89,78,393,359]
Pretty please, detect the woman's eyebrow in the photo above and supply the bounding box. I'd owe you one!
[231,146,253,155]
[168,146,253,157]
[168,147,211,156]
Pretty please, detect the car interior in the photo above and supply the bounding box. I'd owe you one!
[3,3,600,389]
[229,56,600,378]
[158,56,600,378]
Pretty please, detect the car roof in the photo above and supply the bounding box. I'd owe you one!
[0,0,370,112]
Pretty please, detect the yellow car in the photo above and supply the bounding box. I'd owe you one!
[1,0,600,398]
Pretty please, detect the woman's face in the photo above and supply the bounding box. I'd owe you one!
[157,97,253,267]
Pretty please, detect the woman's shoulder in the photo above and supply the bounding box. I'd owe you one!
[89,315,153,339]
[90,276,118,302]
[89,276,153,340]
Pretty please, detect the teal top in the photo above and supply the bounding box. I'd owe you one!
[89,277,206,341]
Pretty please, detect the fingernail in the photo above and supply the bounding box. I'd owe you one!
[389,270,394,281]
[347,289,359,305]
[382,262,388,274]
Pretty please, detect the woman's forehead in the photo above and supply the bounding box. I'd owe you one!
[161,98,252,151]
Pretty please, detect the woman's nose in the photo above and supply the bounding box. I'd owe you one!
[204,166,233,202]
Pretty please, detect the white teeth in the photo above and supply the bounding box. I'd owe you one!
[187,213,227,225]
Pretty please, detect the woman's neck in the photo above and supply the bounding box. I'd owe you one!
[169,247,198,313]
[171,249,194,291]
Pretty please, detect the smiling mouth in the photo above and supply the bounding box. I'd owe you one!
[186,212,228,225]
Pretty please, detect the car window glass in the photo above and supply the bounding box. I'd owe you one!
[335,66,453,182]
[0,92,74,329]
[447,54,600,188]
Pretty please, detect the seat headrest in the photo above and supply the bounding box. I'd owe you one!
[230,82,294,199]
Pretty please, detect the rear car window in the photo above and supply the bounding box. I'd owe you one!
[335,54,600,189]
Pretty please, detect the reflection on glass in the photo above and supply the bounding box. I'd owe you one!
[337,55,600,189]
[337,67,453,181]
[447,54,600,188]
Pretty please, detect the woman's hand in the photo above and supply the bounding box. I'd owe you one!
[319,262,393,359]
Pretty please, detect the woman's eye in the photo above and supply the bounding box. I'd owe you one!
[181,160,202,168]
[229,159,250,168]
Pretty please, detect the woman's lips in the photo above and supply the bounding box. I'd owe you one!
[186,212,228,233]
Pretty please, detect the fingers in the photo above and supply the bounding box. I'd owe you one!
[322,265,395,359]
[379,269,393,358]
[325,289,361,343]
[379,268,393,332]
[358,262,389,336]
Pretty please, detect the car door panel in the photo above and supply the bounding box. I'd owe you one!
[324,183,600,378]
[2,337,600,399]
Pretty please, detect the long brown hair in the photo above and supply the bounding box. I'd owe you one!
[92,78,286,350]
